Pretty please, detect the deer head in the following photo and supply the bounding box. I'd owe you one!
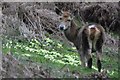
[55,7,78,31]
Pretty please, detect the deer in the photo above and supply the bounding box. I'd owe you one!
[55,7,106,72]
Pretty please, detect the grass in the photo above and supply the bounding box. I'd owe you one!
[2,36,118,78]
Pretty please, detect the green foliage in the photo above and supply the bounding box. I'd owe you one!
[2,36,118,78]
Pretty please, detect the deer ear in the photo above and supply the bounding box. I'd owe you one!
[55,7,62,15]
[72,9,79,17]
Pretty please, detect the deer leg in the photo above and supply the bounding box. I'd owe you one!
[78,50,86,68]
[86,40,93,69]
[87,49,92,69]
[96,50,102,72]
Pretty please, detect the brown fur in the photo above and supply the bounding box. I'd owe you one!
[62,12,71,18]
[55,9,106,72]
[90,27,96,40]
[65,21,105,72]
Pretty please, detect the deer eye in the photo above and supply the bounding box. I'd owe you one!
[59,17,62,20]
[67,19,71,22]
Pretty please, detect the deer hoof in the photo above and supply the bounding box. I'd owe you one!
[97,60,101,72]
[88,58,92,69]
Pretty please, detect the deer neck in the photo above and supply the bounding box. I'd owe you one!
[64,20,80,42]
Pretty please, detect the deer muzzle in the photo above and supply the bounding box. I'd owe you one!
[59,25,65,30]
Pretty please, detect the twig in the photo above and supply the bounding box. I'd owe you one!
[59,64,67,71]
[108,19,116,32]
[23,13,36,30]
[34,73,46,78]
